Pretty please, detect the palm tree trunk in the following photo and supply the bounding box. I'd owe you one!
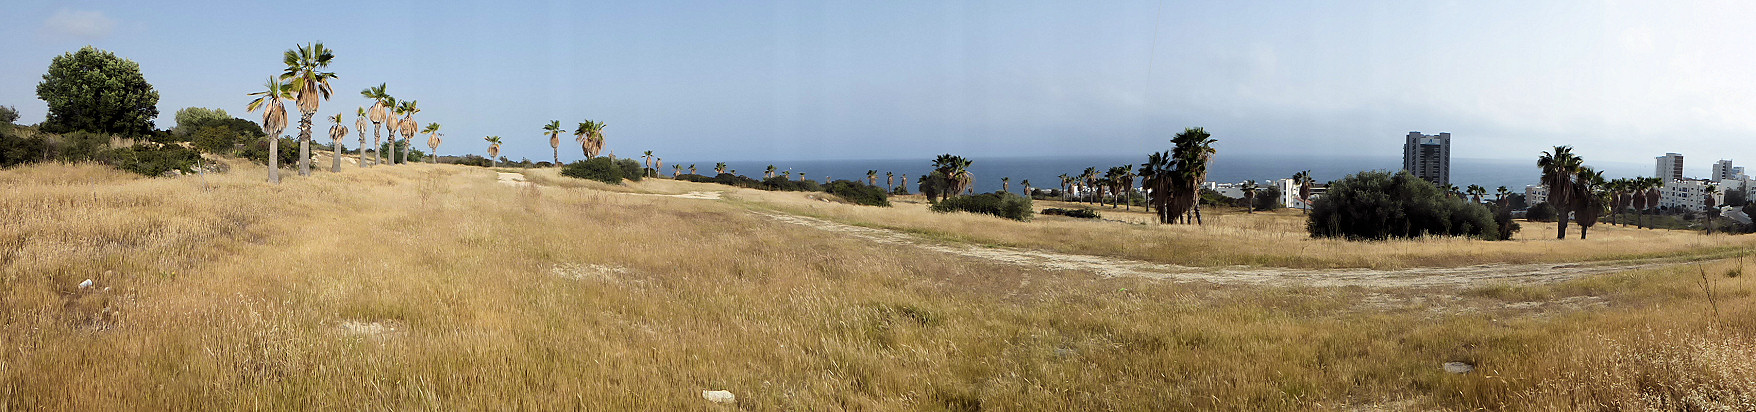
[268,137,281,184]
[1580,225,1588,240]
[332,137,341,172]
[372,126,382,167]
[1556,208,1570,239]
[297,112,313,176]
[358,132,367,168]
[553,147,559,166]
[399,140,408,165]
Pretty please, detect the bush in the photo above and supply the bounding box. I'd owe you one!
[0,127,48,167]
[616,158,643,182]
[1526,202,1557,222]
[239,137,303,168]
[931,192,1033,221]
[1493,205,1522,240]
[1306,170,1500,240]
[1042,208,1100,219]
[0,105,17,125]
[762,176,820,192]
[892,185,911,195]
[561,157,628,184]
[450,154,492,167]
[824,180,891,207]
[1253,187,1283,211]
[106,144,200,176]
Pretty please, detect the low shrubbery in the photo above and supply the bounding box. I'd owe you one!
[560,157,644,184]
[238,137,304,168]
[931,192,1033,221]
[1526,202,1557,222]
[824,180,891,207]
[763,176,821,192]
[107,144,201,176]
[0,126,198,176]
[1307,170,1501,240]
[1042,208,1101,219]
[676,173,764,188]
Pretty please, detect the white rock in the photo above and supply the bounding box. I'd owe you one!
[702,390,736,404]
[1443,361,1475,374]
[78,279,94,289]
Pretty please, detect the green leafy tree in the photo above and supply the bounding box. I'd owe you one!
[172,107,229,135]
[36,46,160,136]
[0,105,18,125]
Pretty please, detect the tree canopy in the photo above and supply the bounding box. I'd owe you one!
[36,46,160,136]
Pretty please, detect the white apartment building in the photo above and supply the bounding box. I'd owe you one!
[1656,153,1684,181]
[1275,178,1326,209]
[1711,159,1746,181]
[1524,185,1548,205]
[1659,178,1720,212]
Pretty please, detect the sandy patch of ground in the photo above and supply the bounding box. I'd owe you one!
[497,172,531,187]
[628,191,722,200]
[755,211,1683,288]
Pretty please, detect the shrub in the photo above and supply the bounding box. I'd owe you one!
[1253,187,1283,211]
[762,176,820,192]
[616,158,643,182]
[824,180,891,207]
[560,157,627,184]
[1493,205,1522,240]
[451,154,492,167]
[0,105,17,125]
[48,130,114,162]
[106,144,200,177]
[892,185,911,195]
[1042,208,1100,219]
[0,127,48,167]
[1526,202,1557,222]
[931,192,1033,221]
[1306,170,1500,240]
[239,137,303,168]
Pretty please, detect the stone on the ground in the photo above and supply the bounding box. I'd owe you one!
[78,279,94,289]
[1443,361,1475,374]
[702,390,735,404]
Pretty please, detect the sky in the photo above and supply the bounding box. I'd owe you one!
[1,1,1754,176]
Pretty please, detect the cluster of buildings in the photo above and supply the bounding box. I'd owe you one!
[1523,152,1748,213]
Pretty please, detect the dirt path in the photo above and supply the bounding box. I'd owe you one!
[754,211,1683,288]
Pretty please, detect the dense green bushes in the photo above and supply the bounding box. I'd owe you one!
[560,157,644,184]
[1526,202,1556,222]
[1042,208,1100,219]
[676,173,764,188]
[106,144,200,176]
[762,176,821,192]
[239,137,303,168]
[824,180,891,207]
[931,192,1033,221]
[1307,171,1500,240]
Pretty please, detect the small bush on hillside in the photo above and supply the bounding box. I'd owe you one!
[1526,202,1557,222]
[0,105,18,125]
[678,173,765,189]
[1307,170,1500,240]
[0,128,48,167]
[561,157,627,184]
[451,154,492,167]
[1042,208,1100,219]
[1493,206,1521,240]
[616,158,643,182]
[51,131,114,162]
[762,176,820,192]
[824,180,891,207]
[106,144,200,176]
[892,185,910,195]
[931,192,1033,221]
[239,137,304,168]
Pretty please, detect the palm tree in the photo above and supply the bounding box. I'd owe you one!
[423,123,443,163]
[655,158,664,177]
[361,84,391,167]
[932,154,975,196]
[765,165,776,178]
[1021,179,1032,197]
[281,42,337,177]
[396,100,419,164]
[327,113,348,172]
[672,164,681,177]
[1002,177,1010,194]
[1241,180,1258,213]
[1058,174,1071,199]
[574,120,606,158]
[353,107,369,168]
[1080,167,1099,203]
[886,172,895,192]
[484,136,503,168]
[1574,167,1606,239]
[1140,152,1172,223]
[246,77,292,184]
[900,174,909,193]
[1496,186,1512,208]
[642,151,654,175]
[1169,127,1218,224]
[689,164,698,175]
[867,170,879,187]
[715,162,728,175]
[798,172,806,181]
[1538,146,1583,239]
[782,170,791,180]
[544,120,563,165]
[1464,185,1484,204]
[1291,171,1313,214]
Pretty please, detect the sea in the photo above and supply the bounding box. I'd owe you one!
[667,154,1653,195]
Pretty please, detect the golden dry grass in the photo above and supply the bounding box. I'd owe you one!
[2,162,1753,410]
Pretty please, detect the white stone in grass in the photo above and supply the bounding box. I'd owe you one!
[78,279,94,289]
[702,390,736,404]
[1443,361,1475,374]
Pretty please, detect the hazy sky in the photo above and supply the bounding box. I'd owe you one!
[1,1,1752,168]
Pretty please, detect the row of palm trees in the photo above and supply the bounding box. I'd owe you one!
[244,42,448,184]
[541,120,607,167]
[1535,145,1691,239]
[1056,165,1140,210]
[1140,127,1219,224]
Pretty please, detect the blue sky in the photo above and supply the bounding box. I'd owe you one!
[2,1,1754,171]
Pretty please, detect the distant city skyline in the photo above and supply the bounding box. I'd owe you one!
[4,1,1756,164]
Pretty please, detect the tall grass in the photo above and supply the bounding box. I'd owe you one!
[0,162,1750,409]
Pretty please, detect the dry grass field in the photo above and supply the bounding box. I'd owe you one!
[0,160,1752,410]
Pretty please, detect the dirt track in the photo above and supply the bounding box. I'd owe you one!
[755,211,1683,288]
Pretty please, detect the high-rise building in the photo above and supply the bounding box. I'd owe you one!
[1401,131,1450,187]
[1712,159,1741,181]
[1656,153,1684,181]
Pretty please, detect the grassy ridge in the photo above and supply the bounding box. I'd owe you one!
[0,162,1752,409]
